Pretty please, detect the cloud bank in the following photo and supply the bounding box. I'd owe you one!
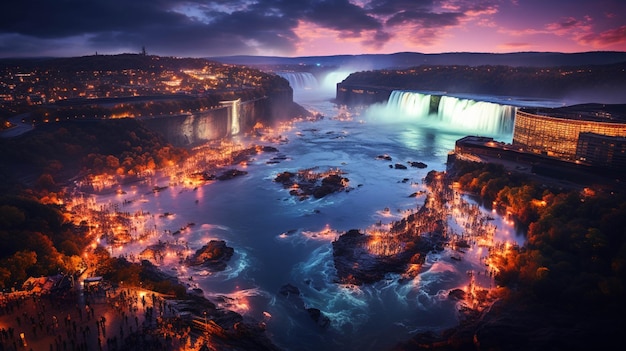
[0,0,624,57]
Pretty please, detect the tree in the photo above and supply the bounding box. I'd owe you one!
[0,205,25,228]
[3,250,37,285]
[35,173,56,191]
[59,239,81,256]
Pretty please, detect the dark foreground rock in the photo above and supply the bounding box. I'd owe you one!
[306,307,331,329]
[167,293,282,351]
[392,296,622,351]
[278,283,331,329]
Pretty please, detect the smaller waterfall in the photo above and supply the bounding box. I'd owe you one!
[276,72,319,90]
[219,98,241,135]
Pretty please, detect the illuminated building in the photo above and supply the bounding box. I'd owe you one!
[576,132,626,169]
[512,106,626,169]
[451,105,626,186]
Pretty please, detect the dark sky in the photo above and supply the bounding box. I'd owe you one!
[1,0,625,58]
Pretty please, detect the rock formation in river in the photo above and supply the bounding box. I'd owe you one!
[277,283,331,329]
[185,240,234,271]
[274,167,350,200]
[332,171,451,285]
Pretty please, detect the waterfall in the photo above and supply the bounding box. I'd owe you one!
[219,98,241,135]
[276,72,319,90]
[437,96,515,135]
[386,90,432,118]
[380,90,516,136]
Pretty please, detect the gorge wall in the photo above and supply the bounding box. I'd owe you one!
[335,84,394,105]
[139,89,301,147]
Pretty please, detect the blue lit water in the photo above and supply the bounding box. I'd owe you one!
[97,84,532,351]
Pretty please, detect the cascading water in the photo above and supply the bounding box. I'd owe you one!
[387,90,432,118]
[276,72,319,90]
[437,96,516,135]
[378,90,516,137]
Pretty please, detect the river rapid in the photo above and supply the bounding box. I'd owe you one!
[81,84,528,351]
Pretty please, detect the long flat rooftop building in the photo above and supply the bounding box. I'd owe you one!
[452,135,624,187]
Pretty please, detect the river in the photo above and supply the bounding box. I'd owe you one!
[76,78,531,351]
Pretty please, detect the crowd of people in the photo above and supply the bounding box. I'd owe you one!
[0,281,200,351]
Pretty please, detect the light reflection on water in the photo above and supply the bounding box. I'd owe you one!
[89,91,531,351]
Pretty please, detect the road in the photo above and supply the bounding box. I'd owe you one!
[0,113,33,138]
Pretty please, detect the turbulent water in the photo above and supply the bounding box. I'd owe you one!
[93,84,533,351]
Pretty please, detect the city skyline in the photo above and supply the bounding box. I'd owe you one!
[1,0,626,59]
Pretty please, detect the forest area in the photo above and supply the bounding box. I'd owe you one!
[415,159,626,349]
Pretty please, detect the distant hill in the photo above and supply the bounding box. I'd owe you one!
[0,53,221,72]
[209,51,626,70]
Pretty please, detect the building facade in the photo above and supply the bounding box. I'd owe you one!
[576,132,626,169]
[512,108,626,169]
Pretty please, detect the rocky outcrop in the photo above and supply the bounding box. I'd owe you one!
[185,240,234,271]
[331,228,444,285]
[374,154,427,169]
[331,229,407,285]
[306,307,331,329]
[274,167,350,200]
[408,161,428,168]
[216,168,248,181]
[332,171,452,285]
